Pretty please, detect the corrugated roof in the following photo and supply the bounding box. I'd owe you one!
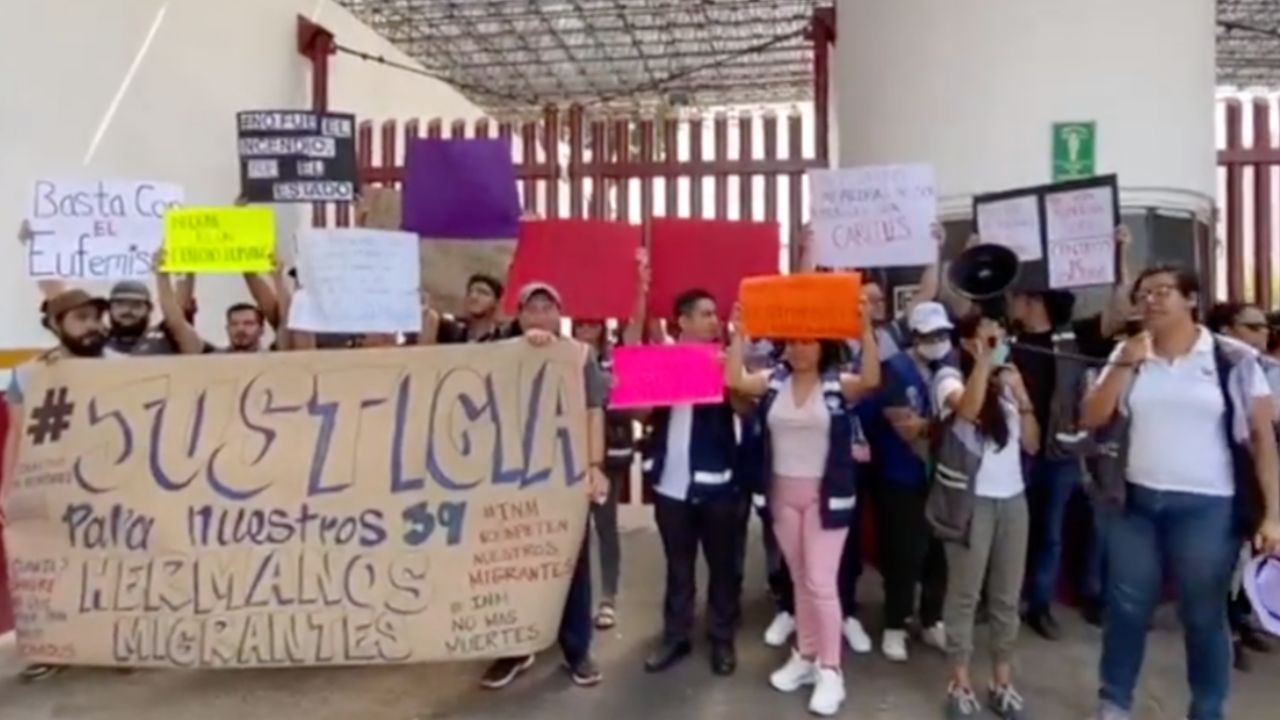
[334,1,1280,114]
[334,0,828,114]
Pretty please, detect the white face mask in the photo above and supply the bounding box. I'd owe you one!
[917,339,951,361]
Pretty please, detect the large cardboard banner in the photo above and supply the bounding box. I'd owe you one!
[2,342,590,668]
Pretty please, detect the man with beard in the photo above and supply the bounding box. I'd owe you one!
[4,289,115,682]
[144,252,262,355]
[222,303,267,352]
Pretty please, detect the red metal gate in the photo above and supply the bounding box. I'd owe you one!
[1218,94,1280,308]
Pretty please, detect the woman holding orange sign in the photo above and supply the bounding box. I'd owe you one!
[726,297,879,718]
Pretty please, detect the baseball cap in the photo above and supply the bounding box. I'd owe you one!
[109,280,152,303]
[44,288,108,320]
[516,282,563,310]
[908,301,953,335]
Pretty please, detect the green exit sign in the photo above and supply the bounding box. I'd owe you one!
[1052,121,1096,181]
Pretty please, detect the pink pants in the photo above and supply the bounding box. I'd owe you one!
[770,475,849,668]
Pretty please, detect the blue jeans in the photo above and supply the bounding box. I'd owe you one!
[1082,499,1111,601]
[1024,458,1082,610]
[558,539,593,665]
[1099,485,1237,720]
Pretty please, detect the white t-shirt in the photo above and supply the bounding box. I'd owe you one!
[767,377,831,479]
[1097,327,1270,497]
[933,372,1025,499]
[654,404,694,501]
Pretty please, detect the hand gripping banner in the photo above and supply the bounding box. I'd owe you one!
[2,341,590,668]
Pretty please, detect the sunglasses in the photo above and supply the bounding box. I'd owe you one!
[1239,322,1269,332]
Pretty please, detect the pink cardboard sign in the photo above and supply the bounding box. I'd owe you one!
[610,344,724,409]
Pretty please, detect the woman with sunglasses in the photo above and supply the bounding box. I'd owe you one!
[1206,301,1278,672]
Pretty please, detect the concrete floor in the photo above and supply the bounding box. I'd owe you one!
[2,512,1278,720]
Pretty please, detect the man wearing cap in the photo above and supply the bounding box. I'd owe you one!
[874,301,957,661]
[4,288,118,682]
[436,273,510,344]
[478,281,609,690]
[101,274,214,355]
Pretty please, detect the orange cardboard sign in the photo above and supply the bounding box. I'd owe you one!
[740,273,862,339]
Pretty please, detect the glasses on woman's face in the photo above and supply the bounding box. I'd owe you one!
[1238,322,1269,333]
[1133,284,1180,304]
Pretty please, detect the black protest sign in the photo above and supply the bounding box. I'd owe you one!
[972,174,1119,292]
[236,111,357,203]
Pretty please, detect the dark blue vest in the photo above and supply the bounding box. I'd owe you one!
[747,367,857,530]
[640,400,738,503]
[877,352,934,486]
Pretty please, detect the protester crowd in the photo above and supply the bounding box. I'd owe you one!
[4,218,1280,720]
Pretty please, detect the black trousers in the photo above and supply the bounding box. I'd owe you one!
[655,493,744,645]
[874,480,947,630]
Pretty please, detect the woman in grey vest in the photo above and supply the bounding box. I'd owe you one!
[932,313,1038,720]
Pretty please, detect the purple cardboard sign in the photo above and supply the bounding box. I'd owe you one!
[401,138,521,239]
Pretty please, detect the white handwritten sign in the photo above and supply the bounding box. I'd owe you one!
[289,228,422,333]
[26,179,184,280]
[809,164,937,269]
[1044,186,1116,288]
[976,194,1043,261]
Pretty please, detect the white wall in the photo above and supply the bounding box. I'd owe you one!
[834,0,1216,220]
[0,0,486,354]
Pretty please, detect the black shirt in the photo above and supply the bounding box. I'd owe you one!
[1012,314,1104,433]
[436,317,510,344]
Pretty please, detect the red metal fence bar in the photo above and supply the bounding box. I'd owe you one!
[325,105,824,235]
[1218,94,1280,308]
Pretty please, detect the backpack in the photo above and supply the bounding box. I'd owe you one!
[923,366,986,545]
[1088,336,1263,537]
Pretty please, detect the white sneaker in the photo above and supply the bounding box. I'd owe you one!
[764,611,796,648]
[842,617,873,654]
[921,621,947,652]
[881,629,909,662]
[807,666,846,717]
[769,649,816,693]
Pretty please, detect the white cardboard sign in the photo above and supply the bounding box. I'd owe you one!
[976,194,1043,262]
[289,228,422,333]
[810,164,938,269]
[26,179,184,280]
[1044,185,1116,288]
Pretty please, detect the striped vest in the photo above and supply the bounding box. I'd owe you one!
[640,400,738,502]
[749,367,858,530]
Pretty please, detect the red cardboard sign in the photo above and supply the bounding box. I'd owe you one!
[648,218,780,320]
[503,219,641,318]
